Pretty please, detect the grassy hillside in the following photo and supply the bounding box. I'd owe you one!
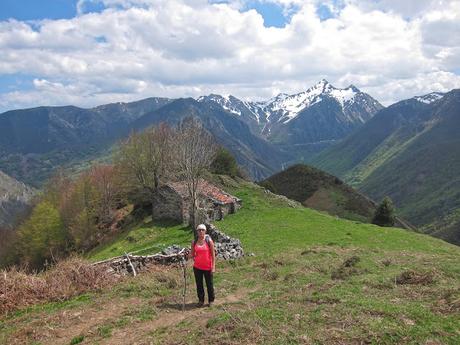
[312,99,432,180]
[1,178,459,344]
[312,90,460,245]
[259,164,376,223]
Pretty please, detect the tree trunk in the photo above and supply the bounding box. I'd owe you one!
[191,206,197,240]
[151,192,156,220]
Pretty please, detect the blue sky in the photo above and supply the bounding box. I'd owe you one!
[0,0,290,26]
[0,0,79,21]
[0,0,459,111]
[242,1,289,27]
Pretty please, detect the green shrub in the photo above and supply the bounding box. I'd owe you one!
[372,196,395,227]
[211,147,239,177]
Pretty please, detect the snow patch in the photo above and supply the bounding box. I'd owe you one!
[414,92,444,104]
[329,88,357,108]
[197,79,366,126]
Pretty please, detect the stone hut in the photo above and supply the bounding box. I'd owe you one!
[152,180,241,224]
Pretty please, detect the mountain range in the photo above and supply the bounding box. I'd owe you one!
[1,81,459,246]
[313,89,460,245]
[198,80,382,162]
[0,80,379,186]
[0,97,172,186]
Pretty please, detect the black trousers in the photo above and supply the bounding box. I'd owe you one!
[193,267,215,303]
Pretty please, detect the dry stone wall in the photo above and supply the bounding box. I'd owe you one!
[94,224,244,275]
[205,223,244,260]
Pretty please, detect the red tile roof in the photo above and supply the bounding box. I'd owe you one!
[168,180,236,204]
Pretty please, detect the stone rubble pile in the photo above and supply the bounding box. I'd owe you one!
[161,244,185,256]
[205,223,244,260]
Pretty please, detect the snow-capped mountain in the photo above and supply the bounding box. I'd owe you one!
[197,94,268,135]
[414,92,445,104]
[198,80,383,153]
[262,79,363,124]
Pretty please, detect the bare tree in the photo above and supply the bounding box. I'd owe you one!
[89,165,121,224]
[174,117,218,233]
[115,123,173,216]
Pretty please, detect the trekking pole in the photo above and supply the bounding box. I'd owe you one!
[179,252,188,311]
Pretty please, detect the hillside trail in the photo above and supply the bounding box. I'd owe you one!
[100,287,251,345]
[9,284,253,345]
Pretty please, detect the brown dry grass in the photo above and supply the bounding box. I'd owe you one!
[395,269,435,285]
[0,257,118,316]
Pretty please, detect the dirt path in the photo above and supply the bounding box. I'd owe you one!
[3,284,252,345]
[4,296,143,345]
[103,288,252,345]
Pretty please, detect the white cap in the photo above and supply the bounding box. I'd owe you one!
[197,224,206,231]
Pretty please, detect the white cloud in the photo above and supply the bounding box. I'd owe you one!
[0,0,459,111]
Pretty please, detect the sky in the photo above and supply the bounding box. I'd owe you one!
[0,0,459,112]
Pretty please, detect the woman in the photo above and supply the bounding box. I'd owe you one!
[190,223,215,307]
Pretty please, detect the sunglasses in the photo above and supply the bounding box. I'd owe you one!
[198,229,206,232]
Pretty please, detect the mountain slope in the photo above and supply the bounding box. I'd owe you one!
[0,170,35,229]
[313,90,460,244]
[199,80,383,161]
[0,98,171,186]
[132,98,290,180]
[0,81,382,186]
[259,164,376,222]
[264,80,382,144]
[2,177,459,344]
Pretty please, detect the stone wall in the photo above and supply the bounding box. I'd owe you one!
[152,185,184,222]
[205,223,244,260]
[152,181,242,225]
[95,224,244,275]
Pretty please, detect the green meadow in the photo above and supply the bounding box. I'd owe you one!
[1,178,459,344]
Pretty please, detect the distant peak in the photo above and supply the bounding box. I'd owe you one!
[228,95,240,101]
[197,94,224,102]
[208,93,223,98]
[414,92,444,104]
[310,79,334,93]
[274,93,288,99]
[346,84,360,92]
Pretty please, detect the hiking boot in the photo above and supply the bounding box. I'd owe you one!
[197,301,204,308]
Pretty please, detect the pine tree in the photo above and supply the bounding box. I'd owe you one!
[211,147,239,177]
[372,196,395,227]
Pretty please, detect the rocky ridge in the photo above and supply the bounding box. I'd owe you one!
[197,79,383,140]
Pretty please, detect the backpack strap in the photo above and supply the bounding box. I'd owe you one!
[192,235,210,246]
[205,234,211,246]
[194,235,215,253]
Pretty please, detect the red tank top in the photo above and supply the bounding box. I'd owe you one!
[193,240,213,271]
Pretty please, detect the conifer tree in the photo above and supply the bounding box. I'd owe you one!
[372,196,395,227]
[211,147,239,177]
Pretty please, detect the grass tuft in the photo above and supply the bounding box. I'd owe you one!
[69,335,84,344]
[396,270,435,285]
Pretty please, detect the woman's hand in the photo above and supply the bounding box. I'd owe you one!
[212,266,215,273]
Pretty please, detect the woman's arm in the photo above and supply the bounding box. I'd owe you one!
[210,240,216,273]
[188,241,195,260]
